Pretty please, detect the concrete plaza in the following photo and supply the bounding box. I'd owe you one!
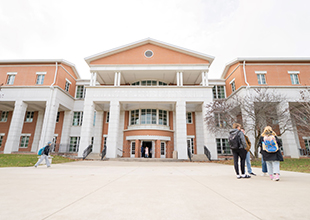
[0,160,309,220]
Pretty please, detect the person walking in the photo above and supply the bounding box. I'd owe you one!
[259,126,283,181]
[35,142,52,168]
[241,128,256,176]
[229,123,251,179]
[145,146,149,158]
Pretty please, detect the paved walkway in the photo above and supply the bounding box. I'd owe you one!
[0,160,309,220]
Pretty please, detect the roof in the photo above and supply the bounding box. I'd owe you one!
[0,59,80,79]
[220,57,310,79]
[84,38,215,65]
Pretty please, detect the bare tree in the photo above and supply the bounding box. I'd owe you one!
[205,88,293,157]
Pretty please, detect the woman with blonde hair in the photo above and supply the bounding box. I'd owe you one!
[259,126,284,181]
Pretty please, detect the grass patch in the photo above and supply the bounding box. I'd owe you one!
[213,158,310,173]
[0,154,79,167]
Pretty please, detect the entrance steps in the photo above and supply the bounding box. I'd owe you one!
[84,153,101,160]
[191,154,210,162]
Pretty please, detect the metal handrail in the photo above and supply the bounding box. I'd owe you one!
[187,147,192,162]
[101,145,107,160]
[82,144,93,160]
[204,146,212,161]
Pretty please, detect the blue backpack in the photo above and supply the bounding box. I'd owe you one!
[262,136,279,153]
[38,146,45,155]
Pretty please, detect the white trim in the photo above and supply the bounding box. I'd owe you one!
[103,134,108,137]
[229,78,235,84]
[0,133,5,136]
[302,137,310,139]
[187,135,195,138]
[126,135,171,141]
[54,134,59,137]
[288,71,300,74]
[66,78,72,84]
[255,71,267,74]
[21,133,31,136]
[36,72,47,75]
[7,72,17,75]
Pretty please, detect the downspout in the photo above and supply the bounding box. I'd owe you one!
[51,62,58,88]
[243,61,250,87]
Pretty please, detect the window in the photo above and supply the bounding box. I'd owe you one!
[25,111,34,122]
[7,73,16,85]
[131,142,135,157]
[0,111,8,122]
[144,50,154,58]
[56,112,60,123]
[257,74,266,84]
[130,110,139,125]
[187,112,192,124]
[290,73,300,85]
[141,109,156,124]
[212,85,225,99]
[72,112,83,126]
[91,137,94,145]
[20,135,30,148]
[131,80,167,86]
[217,138,231,155]
[158,110,167,125]
[304,139,310,150]
[161,142,165,156]
[93,111,96,126]
[0,135,4,147]
[230,80,236,92]
[187,138,194,154]
[106,112,110,123]
[76,85,85,99]
[215,113,227,127]
[103,136,107,149]
[69,137,80,152]
[36,72,46,85]
[65,79,71,92]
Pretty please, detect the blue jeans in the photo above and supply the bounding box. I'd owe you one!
[261,157,267,173]
[245,151,252,173]
[266,161,280,175]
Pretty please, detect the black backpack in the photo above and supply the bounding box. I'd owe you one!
[229,131,240,150]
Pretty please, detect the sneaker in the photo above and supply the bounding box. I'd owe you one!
[273,174,280,181]
[236,175,241,179]
[261,173,268,177]
[250,172,256,176]
[269,175,274,180]
[241,174,251,178]
[34,165,37,168]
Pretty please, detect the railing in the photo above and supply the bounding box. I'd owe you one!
[299,148,310,156]
[204,146,212,161]
[187,147,192,162]
[101,145,107,160]
[83,144,93,160]
[117,148,124,158]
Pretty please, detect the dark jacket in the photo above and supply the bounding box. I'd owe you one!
[43,145,50,156]
[259,136,284,161]
[229,129,247,149]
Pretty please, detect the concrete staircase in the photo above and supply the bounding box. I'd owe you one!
[191,154,210,162]
[84,153,101,160]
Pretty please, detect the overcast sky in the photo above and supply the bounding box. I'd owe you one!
[1,0,310,79]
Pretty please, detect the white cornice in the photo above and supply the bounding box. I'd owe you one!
[84,38,215,65]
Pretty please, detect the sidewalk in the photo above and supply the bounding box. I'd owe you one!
[0,161,309,220]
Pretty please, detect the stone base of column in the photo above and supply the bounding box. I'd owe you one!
[173,151,178,159]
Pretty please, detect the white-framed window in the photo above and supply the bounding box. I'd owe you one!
[304,138,310,150]
[217,138,231,155]
[0,111,9,122]
[160,142,166,158]
[65,79,71,92]
[76,85,85,99]
[158,110,167,125]
[0,134,4,147]
[212,85,225,99]
[186,112,192,124]
[215,113,227,128]
[106,112,110,123]
[36,72,46,85]
[7,72,17,85]
[129,109,169,126]
[141,109,156,124]
[131,80,167,86]
[187,138,194,154]
[131,141,135,158]
[103,136,107,149]
[93,111,96,126]
[25,111,34,122]
[130,110,139,125]
[230,79,236,92]
[72,112,83,126]
[288,71,300,85]
[91,137,94,145]
[20,134,31,148]
[56,112,60,123]
[69,136,80,152]
[255,71,267,85]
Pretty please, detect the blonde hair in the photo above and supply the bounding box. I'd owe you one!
[261,126,276,137]
[233,123,241,129]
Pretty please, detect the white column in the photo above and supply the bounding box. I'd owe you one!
[4,100,28,153]
[202,102,217,159]
[277,102,300,158]
[180,72,183,86]
[175,101,187,159]
[93,111,103,153]
[60,110,73,146]
[195,111,204,154]
[114,72,118,86]
[78,100,95,157]
[90,72,97,86]
[31,111,44,152]
[176,72,180,86]
[202,70,209,86]
[106,101,120,158]
[117,72,121,86]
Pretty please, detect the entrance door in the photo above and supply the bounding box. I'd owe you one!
[142,141,153,158]
[160,142,166,158]
[130,141,135,158]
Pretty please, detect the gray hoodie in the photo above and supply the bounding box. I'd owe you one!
[229,128,247,149]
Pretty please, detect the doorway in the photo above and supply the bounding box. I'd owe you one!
[141,141,153,158]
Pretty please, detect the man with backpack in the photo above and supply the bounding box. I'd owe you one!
[35,142,52,168]
[229,123,251,179]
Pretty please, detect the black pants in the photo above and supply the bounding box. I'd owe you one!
[232,148,247,175]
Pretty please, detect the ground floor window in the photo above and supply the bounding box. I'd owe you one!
[216,138,231,155]
[70,137,80,152]
[187,138,194,154]
[20,135,30,148]
[131,141,135,157]
[0,135,4,147]
[160,142,166,158]
[304,139,310,149]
